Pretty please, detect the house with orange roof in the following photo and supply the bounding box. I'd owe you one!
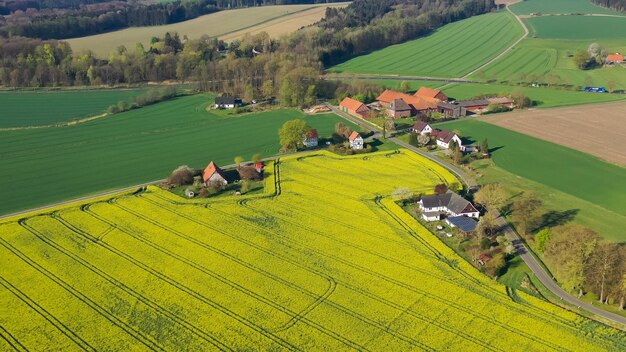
[348,131,363,150]
[606,53,624,64]
[414,87,448,102]
[203,161,228,186]
[339,97,370,118]
[376,89,439,117]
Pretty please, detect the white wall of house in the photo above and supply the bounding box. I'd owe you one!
[350,137,364,150]
[419,125,433,135]
[205,173,228,186]
[215,103,235,109]
[303,138,318,148]
[437,134,462,149]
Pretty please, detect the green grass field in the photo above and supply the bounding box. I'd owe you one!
[525,16,626,40]
[510,0,621,15]
[1,152,624,350]
[442,83,624,107]
[329,12,524,78]
[0,89,149,128]
[473,38,626,90]
[437,119,626,241]
[0,94,353,215]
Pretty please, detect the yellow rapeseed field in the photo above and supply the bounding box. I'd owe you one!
[0,149,624,350]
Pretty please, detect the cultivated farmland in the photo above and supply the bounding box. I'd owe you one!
[482,101,626,166]
[473,38,626,90]
[0,94,353,215]
[329,11,525,78]
[510,0,621,15]
[66,3,348,57]
[1,151,625,350]
[524,16,626,40]
[438,119,626,241]
[0,89,148,129]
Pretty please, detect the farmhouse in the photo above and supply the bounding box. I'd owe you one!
[433,130,462,149]
[203,161,228,186]
[340,97,370,118]
[376,89,439,117]
[413,121,433,135]
[606,53,624,64]
[214,96,242,109]
[419,191,480,222]
[349,131,364,150]
[303,129,319,148]
[415,87,448,102]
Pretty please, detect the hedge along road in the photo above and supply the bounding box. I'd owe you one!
[326,103,626,329]
[0,94,356,215]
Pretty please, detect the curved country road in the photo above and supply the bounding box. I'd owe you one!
[326,103,626,328]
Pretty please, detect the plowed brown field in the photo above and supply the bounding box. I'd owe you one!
[482,101,626,166]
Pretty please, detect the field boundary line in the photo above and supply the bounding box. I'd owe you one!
[460,6,529,79]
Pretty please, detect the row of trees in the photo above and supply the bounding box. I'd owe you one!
[591,0,626,12]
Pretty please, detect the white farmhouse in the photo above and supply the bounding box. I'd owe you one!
[214,96,242,109]
[349,131,364,150]
[412,121,433,135]
[418,191,479,221]
[435,130,462,149]
[303,129,319,148]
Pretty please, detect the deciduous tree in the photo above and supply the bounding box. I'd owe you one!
[279,119,310,151]
[474,183,506,211]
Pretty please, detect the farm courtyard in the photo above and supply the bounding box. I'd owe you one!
[1,151,624,350]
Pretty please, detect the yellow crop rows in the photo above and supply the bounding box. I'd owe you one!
[0,149,624,350]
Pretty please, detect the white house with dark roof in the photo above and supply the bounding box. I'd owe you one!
[435,130,462,149]
[412,121,433,135]
[418,191,479,222]
[214,96,242,109]
[348,131,363,150]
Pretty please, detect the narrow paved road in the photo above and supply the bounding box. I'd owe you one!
[328,103,626,327]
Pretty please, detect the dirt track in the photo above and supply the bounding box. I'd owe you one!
[482,101,626,166]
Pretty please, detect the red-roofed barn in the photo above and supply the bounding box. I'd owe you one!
[203,162,228,186]
[340,97,370,118]
[414,87,448,102]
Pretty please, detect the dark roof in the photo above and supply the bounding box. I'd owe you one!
[421,191,477,215]
[390,98,411,111]
[437,102,460,109]
[435,130,457,144]
[215,96,241,105]
[413,120,430,132]
[456,99,491,108]
[446,216,478,232]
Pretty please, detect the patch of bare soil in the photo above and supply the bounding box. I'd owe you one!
[482,101,626,166]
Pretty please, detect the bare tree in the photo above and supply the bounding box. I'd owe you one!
[474,183,507,211]
[586,241,621,304]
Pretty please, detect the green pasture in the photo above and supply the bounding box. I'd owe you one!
[0,89,148,128]
[329,12,524,78]
[356,79,442,91]
[474,39,626,90]
[442,83,624,107]
[436,119,626,241]
[510,0,621,15]
[0,94,353,215]
[525,16,626,40]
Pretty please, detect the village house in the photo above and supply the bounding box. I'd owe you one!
[255,162,264,173]
[303,129,319,148]
[349,131,364,150]
[376,89,439,118]
[339,97,371,118]
[203,161,228,186]
[606,53,624,64]
[419,191,480,222]
[412,121,433,135]
[414,87,448,102]
[434,130,462,149]
[214,96,242,109]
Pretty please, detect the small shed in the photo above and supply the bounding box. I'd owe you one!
[255,162,264,173]
[184,189,195,198]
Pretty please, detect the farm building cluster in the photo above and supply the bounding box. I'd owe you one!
[419,191,480,233]
[340,87,515,119]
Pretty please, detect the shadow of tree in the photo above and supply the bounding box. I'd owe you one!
[539,209,579,229]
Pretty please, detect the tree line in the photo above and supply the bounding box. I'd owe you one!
[591,0,626,12]
[0,0,332,39]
